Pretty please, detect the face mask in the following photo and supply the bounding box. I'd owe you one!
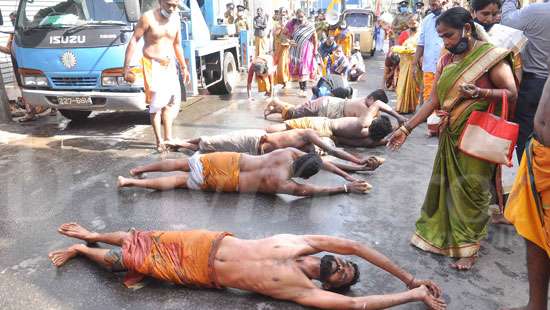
[432,8,442,16]
[238,11,244,17]
[448,28,469,54]
[160,8,172,19]
[474,18,494,32]
[399,6,409,13]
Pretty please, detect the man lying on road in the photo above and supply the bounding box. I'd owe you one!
[118,148,372,196]
[264,89,407,124]
[266,101,394,148]
[168,128,384,169]
[49,223,446,309]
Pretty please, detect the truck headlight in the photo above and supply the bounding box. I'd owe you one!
[102,67,143,87]
[19,68,49,88]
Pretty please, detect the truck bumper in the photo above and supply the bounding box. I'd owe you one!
[21,89,147,112]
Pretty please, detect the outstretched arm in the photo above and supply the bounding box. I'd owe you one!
[277,180,370,197]
[292,287,446,310]
[370,100,407,124]
[321,159,357,182]
[301,235,441,296]
[304,129,364,164]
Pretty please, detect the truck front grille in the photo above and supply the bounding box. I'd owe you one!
[51,77,98,87]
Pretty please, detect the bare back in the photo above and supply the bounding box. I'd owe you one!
[214,234,318,299]
[237,149,298,194]
[330,117,366,138]
[343,98,369,117]
[141,10,179,60]
[263,130,315,153]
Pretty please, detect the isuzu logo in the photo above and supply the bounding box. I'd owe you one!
[61,51,77,69]
[49,35,86,44]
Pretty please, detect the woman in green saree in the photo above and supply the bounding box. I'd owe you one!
[387,8,518,270]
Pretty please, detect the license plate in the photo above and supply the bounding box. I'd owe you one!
[58,96,92,105]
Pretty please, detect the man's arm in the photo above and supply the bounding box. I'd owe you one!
[0,34,13,55]
[277,180,347,197]
[123,16,148,80]
[535,76,550,145]
[302,235,441,295]
[358,101,381,129]
[303,129,363,164]
[500,0,526,30]
[246,64,255,98]
[293,287,443,310]
[173,24,190,84]
[370,100,407,124]
[321,159,357,182]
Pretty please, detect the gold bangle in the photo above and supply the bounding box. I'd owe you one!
[399,125,410,136]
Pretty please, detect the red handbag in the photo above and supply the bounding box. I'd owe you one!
[458,91,519,167]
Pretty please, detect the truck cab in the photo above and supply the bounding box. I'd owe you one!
[8,0,244,122]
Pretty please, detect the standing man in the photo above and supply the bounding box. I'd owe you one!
[124,0,190,152]
[414,0,443,106]
[224,3,235,24]
[253,8,267,56]
[392,1,413,47]
[234,5,249,34]
[501,0,550,160]
[503,70,550,310]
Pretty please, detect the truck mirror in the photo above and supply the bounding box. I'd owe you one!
[0,9,4,26]
[124,0,141,23]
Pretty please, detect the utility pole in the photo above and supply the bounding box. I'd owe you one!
[0,70,11,123]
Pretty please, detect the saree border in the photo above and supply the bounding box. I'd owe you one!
[411,233,480,258]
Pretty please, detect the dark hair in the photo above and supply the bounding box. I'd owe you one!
[292,153,323,179]
[320,255,361,293]
[436,7,480,40]
[331,87,353,99]
[471,0,501,10]
[369,115,393,141]
[368,89,389,103]
[253,63,268,75]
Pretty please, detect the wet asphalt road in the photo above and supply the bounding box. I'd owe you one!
[0,53,531,309]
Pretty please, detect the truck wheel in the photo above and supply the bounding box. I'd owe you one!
[207,52,237,95]
[59,110,91,121]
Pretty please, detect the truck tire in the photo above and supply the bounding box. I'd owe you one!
[207,52,237,95]
[59,110,91,121]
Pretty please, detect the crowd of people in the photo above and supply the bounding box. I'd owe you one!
[37,0,550,309]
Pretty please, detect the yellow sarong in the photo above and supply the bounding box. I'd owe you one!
[257,75,271,93]
[200,152,241,192]
[422,72,435,103]
[395,54,420,114]
[122,229,233,288]
[505,138,550,257]
[284,117,333,137]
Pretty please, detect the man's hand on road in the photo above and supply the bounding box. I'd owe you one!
[347,180,372,194]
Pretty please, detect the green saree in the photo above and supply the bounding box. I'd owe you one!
[411,43,512,258]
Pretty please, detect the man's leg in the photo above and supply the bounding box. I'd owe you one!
[118,175,189,191]
[150,111,163,150]
[57,223,130,246]
[161,99,179,144]
[49,244,124,271]
[129,158,190,177]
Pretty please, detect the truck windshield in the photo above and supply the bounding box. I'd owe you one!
[17,0,129,31]
[345,13,373,28]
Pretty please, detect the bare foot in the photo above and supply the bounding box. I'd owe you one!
[58,223,98,242]
[117,176,129,188]
[48,244,84,267]
[492,213,512,225]
[413,285,447,310]
[129,168,144,178]
[450,256,477,271]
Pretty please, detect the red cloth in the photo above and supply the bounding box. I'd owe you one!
[397,30,410,46]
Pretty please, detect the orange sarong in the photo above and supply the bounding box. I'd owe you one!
[200,152,241,192]
[122,229,233,288]
[422,72,435,103]
[505,138,550,257]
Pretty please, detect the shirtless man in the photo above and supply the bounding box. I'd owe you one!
[501,73,550,310]
[49,223,446,309]
[170,128,384,169]
[264,89,406,124]
[123,0,190,152]
[266,101,394,148]
[118,148,372,195]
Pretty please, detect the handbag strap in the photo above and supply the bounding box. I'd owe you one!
[487,90,509,120]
